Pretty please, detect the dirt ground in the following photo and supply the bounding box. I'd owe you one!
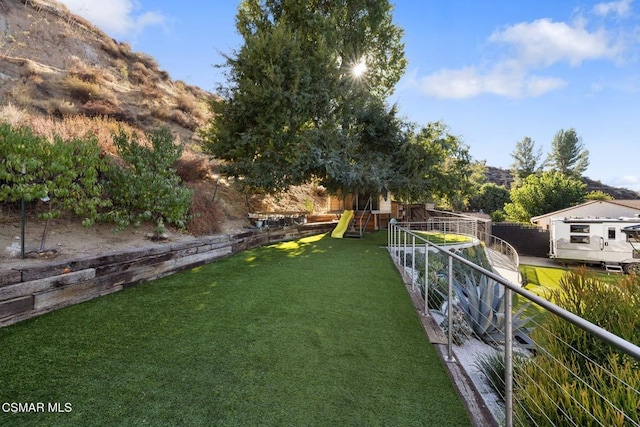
[0,212,247,270]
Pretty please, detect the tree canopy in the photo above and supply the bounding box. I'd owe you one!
[393,122,472,205]
[546,128,589,178]
[504,171,586,222]
[510,136,543,183]
[203,0,407,193]
[468,183,510,215]
[202,0,473,204]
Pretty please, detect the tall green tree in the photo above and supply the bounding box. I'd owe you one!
[546,128,589,178]
[202,0,407,193]
[468,183,511,215]
[393,122,472,207]
[504,171,586,222]
[510,136,543,183]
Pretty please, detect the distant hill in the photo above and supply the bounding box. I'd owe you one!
[485,166,640,200]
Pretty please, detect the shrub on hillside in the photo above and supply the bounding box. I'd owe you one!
[186,182,224,236]
[64,75,103,103]
[175,154,210,182]
[105,127,193,235]
[0,122,110,226]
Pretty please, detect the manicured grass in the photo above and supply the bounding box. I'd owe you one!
[517,263,626,322]
[414,231,472,245]
[520,264,567,298]
[520,263,624,299]
[0,232,470,426]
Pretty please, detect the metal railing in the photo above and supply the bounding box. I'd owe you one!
[479,229,519,271]
[388,222,640,426]
[397,218,520,275]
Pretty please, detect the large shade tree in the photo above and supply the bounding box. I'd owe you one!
[203,0,407,193]
[394,122,472,207]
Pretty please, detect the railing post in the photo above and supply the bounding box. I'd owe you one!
[443,221,447,245]
[391,224,396,259]
[392,225,396,258]
[446,256,455,362]
[403,230,407,269]
[411,235,416,291]
[504,287,514,427]
[424,244,429,315]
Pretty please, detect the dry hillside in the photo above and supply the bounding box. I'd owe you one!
[0,0,209,141]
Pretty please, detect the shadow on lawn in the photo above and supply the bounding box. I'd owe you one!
[271,233,328,257]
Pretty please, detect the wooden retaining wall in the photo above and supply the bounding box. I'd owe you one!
[0,223,334,327]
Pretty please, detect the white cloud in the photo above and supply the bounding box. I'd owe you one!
[57,0,167,37]
[489,18,621,67]
[411,15,625,99]
[593,0,634,17]
[613,174,640,191]
[413,66,567,99]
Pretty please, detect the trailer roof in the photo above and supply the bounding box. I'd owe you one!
[554,216,640,223]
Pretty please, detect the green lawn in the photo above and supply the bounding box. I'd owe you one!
[414,231,472,245]
[0,232,470,426]
[520,264,567,298]
[517,263,626,322]
[520,263,624,299]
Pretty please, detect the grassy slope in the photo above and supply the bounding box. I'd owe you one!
[0,232,470,426]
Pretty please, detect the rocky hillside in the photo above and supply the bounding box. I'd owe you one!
[0,0,210,143]
[485,166,640,199]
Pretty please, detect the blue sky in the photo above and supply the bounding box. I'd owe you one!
[57,0,640,192]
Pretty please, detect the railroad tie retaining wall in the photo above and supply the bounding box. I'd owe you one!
[0,223,334,327]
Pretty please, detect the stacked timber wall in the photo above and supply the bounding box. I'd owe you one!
[0,223,334,327]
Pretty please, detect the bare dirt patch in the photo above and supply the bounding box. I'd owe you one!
[0,212,246,270]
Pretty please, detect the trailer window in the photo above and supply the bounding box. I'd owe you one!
[570,224,590,233]
[608,228,616,239]
[570,236,590,244]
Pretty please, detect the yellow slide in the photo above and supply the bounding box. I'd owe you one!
[331,210,354,238]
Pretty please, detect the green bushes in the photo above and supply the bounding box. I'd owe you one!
[0,122,192,235]
[0,123,110,225]
[105,127,193,234]
[515,269,640,426]
[475,350,528,401]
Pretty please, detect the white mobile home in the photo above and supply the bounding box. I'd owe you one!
[550,216,640,273]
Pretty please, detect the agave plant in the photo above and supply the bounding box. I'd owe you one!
[451,274,532,344]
